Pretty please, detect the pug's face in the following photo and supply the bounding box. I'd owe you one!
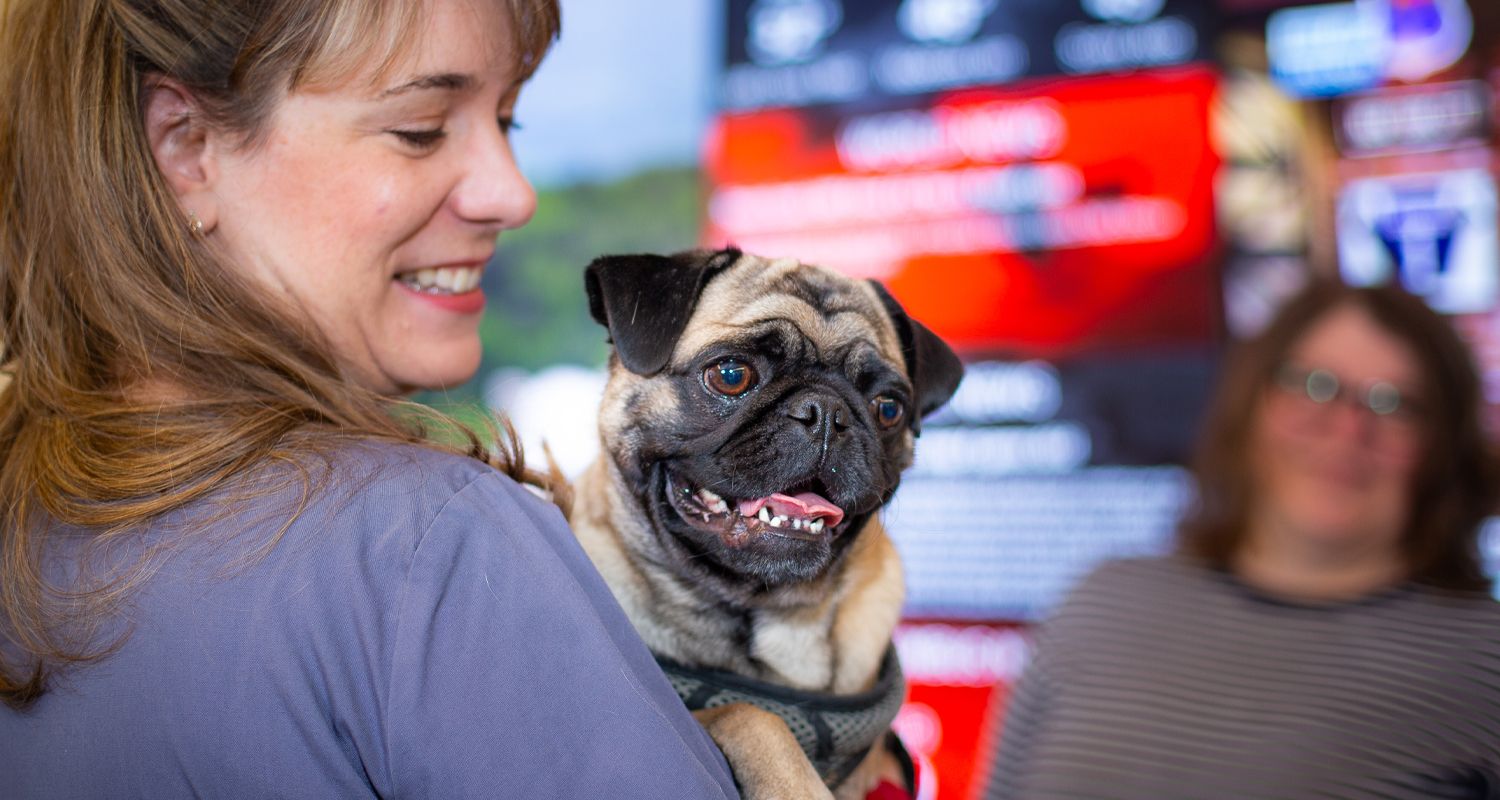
[587,250,963,592]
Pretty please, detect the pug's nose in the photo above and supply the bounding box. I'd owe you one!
[788,394,851,443]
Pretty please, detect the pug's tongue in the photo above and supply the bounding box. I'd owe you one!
[737,492,845,528]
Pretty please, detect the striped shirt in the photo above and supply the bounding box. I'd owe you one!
[984,556,1500,800]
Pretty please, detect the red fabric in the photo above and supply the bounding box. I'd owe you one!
[866,780,912,800]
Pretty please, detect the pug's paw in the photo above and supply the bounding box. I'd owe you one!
[694,703,834,800]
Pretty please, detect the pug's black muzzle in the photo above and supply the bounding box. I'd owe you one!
[637,381,903,588]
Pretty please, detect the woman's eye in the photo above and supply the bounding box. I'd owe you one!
[498,116,521,135]
[704,360,758,397]
[870,395,904,430]
[390,128,446,149]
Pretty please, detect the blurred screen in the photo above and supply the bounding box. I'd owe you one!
[706,67,1222,356]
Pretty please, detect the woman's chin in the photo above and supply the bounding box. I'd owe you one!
[1269,500,1403,554]
[360,346,483,397]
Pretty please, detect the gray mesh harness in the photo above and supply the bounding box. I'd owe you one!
[655,647,905,788]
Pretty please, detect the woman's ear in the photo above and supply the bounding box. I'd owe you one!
[141,75,220,233]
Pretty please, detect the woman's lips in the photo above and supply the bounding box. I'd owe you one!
[394,263,486,314]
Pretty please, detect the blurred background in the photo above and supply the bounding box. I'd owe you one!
[426,1,1500,796]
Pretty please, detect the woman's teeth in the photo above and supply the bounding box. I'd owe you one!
[398,266,482,294]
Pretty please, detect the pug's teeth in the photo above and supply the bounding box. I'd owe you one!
[702,513,711,522]
[758,508,771,524]
[810,519,825,534]
[771,515,788,528]
[791,518,804,531]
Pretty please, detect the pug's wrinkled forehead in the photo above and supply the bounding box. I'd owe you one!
[672,255,907,374]
[586,247,963,426]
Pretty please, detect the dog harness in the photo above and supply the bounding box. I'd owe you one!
[654,647,906,788]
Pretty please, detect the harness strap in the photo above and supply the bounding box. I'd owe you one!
[655,647,906,788]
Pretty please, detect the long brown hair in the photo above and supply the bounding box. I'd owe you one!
[0,0,560,708]
[1179,279,1498,593]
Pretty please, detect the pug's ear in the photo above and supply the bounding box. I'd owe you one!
[585,248,741,375]
[868,281,964,432]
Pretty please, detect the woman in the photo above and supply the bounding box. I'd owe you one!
[984,280,1500,798]
[0,1,741,796]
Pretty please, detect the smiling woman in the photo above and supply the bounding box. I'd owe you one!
[984,280,1500,800]
[0,1,744,797]
[194,0,542,393]
[152,0,543,393]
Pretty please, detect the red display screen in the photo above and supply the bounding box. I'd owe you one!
[705,66,1223,358]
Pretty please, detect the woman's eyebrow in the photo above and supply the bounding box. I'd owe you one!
[378,72,473,98]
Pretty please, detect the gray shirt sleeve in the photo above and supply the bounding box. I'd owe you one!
[0,445,740,799]
[383,471,739,798]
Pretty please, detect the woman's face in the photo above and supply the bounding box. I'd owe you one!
[1248,303,1428,555]
[207,0,534,394]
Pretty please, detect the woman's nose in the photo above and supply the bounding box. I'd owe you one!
[451,127,537,231]
[1324,396,1382,443]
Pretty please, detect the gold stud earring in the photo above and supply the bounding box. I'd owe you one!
[187,210,206,238]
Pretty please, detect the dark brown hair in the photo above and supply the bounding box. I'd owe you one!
[1179,279,1498,593]
[0,0,559,708]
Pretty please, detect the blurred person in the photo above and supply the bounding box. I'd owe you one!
[983,280,1500,799]
[0,0,750,796]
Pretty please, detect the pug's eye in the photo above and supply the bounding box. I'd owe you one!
[705,360,758,397]
[871,395,904,430]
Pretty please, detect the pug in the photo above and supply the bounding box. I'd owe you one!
[569,248,963,799]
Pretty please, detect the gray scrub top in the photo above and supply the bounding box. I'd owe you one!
[0,442,738,799]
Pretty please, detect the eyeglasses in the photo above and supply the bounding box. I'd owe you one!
[1272,364,1423,420]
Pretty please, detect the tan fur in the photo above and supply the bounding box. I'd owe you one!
[694,705,834,800]
[572,254,915,798]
